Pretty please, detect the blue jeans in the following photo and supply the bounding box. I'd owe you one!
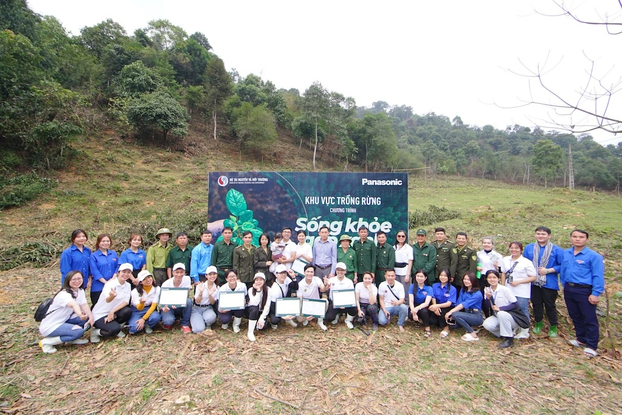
[129,307,161,334]
[516,297,530,321]
[48,316,87,342]
[190,304,217,333]
[451,311,483,333]
[378,304,408,326]
[161,298,192,327]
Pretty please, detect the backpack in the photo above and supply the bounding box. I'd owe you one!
[34,298,54,322]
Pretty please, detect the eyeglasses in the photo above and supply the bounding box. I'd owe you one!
[397,235,406,238]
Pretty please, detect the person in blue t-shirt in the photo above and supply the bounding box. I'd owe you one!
[408,269,433,337]
[60,229,91,289]
[118,233,147,285]
[561,229,605,358]
[445,272,484,341]
[417,268,456,338]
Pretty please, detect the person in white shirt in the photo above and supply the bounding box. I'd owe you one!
[246,272,271,341]
[377,269,408,332]
[39,270,94,353]
[266,264,299,328]
[128,270,161,335]
[355,272,379,330]
[91,263,133,343]
[190,266,219,334]
[297,264,328,330]
[218,269,247,333]
[275,227,297,271]
[500,242,536,339]
[483,270,522,348]
[160,263,193,333]
[476,237,503,317]
[393,230,413,294]
[324,262,356,329]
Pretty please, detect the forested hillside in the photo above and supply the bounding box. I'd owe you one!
[2,0,622,213]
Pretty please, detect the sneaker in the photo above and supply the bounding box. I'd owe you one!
[162,324,172,330]
[331,317,339,325]
[533,321,543,335]
[182,326,191,334]
[145,326,153,334]
[318,321,327,331]
[498,337,514,348]
[90,328,101,343]
[302,320,309,327]
[569,339,585,347]
[345,320,354,329]
[271,324,278,330]
[548,325,558,338]
[461,333,479,342]
[117,331,126,339]
[70,339,89,345]
[514,328,530,339]
[286,319,298,328]
[372,324,378,331]
[221,324,229,330]
[584,347,598,358]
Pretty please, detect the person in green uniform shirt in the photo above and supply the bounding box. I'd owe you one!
[411,229,437,285]
[432,227,457,280]
[337,235,358,282]
[166,232,193,278]
[453,232,478,290]
[352,226,377,280]
[375,231,395,285]
[211,227,237,284]
[146,228,173,286]
[233,231,256,288]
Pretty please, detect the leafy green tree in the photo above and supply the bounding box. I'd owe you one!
[189,32,212,51]
[532,139,563,187]
[301,82,330,169]
[79,19,127,59]
[144,19,187,51]
[232,103,277,154]
[0,0,40,41]
[169,38,210,86]
[126,91,188,142]
[113,61,162,98]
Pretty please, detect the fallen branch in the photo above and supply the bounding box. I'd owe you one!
[253,387,301,410]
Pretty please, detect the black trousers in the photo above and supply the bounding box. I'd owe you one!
[531,285,558,325]
[94,306,132,337]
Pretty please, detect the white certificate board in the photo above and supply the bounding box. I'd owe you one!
[275,298,301,317]
[159,287,189,307]
[301,298,326,318]
[332,289,356,308]
[218,291,246,310]
[291,259,309,277]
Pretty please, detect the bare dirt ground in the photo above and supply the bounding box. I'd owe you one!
[1,267,620,415]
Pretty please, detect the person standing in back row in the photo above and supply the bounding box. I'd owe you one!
[146,228,173,286]
[453,232,477,291]
[375,231,395,285]
[312,226,337,279]
[166,232,193,279]
[411,229,436,285]
[523,226,563,338]
[211,227,236,284]
[353,226,377,281]
[191,230,213,284]
[561,229,604,358]
[432,227,457,281]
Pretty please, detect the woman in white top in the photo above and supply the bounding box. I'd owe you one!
[296,264,328,330]
[393,230,413,293]
[477,236,503,317]
[246,272,271,341]
[218,269,247,333]
[500,241,536,339]
[324,262,357,329]
[482,270,522,348]
[128,270,161,335]
[266,265,299,328]
[355,272,379,330]
[90,263,133,342]
[294,230,313,263]
[39,271,94,353]
[191,265,219,334]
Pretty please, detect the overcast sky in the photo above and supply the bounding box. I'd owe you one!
[27,0,622,145]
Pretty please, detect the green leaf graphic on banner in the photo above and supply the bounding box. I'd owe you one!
[226,189,247,216]
[238,210,253,223]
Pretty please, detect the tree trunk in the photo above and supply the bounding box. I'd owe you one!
[213,111,218,140]
[312,118,318,170]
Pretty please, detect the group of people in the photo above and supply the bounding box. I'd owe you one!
[40,224,604,359]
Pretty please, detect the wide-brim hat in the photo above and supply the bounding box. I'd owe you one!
[156,228,173,237]
[339,234,352,242]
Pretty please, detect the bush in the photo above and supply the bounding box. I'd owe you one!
[409,205,461,228]
[0,172,57,209]
[0,241,62,271]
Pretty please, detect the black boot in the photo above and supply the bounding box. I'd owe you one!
[498,337,514,348]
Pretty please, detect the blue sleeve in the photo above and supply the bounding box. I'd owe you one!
[460,291,483,310]
[190,246,199,282]
[560,249,570,285]
[408,284,414,295]
[90,253,103,280]
[551,245,564,274]
[591,252,605,297]
[118,250,127,272]
[448,286,457,305]
[59,248,72,285]
[522,244,534,261]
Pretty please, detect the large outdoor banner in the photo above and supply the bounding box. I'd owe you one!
[207,172,408,245]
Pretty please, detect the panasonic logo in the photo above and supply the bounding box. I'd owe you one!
[362,178,403,185]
